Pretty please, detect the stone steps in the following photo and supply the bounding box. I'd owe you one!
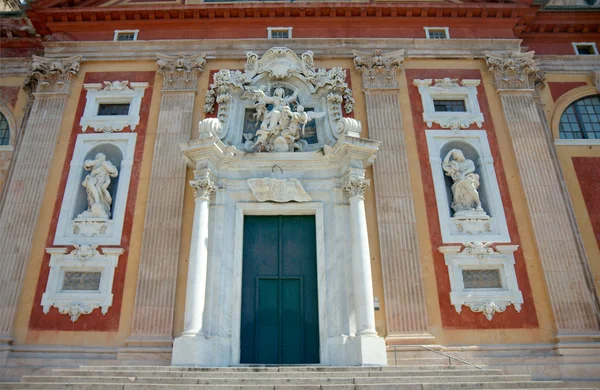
[1,366,597,390]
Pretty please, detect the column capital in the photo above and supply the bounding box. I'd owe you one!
[343,177,371,200]
[352,49,405,90]
[484,51,545,92]
[190,176,216,199]
[157,53,207,92]
[24,55,81,95]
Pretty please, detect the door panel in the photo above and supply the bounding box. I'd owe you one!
[241,215,319,364]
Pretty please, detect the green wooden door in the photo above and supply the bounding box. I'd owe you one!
[240,215,319,364]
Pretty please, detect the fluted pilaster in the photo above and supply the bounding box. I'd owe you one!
[0,56,80,343]
[352,49,433,343]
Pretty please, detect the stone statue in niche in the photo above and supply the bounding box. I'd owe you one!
[77,153,119,220]
[442,149,485,216]
[243,87,325,153]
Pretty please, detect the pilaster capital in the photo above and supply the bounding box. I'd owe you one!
[343,177,371,200]
[352,49,405,90]
[484,51,545,92]
[189,176,216,200]
[592,70,600,93]
[157,53,207,91]
[24,55,81,94]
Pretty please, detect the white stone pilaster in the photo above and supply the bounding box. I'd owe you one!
[126,54,206,349]
[0,56,80,344]
[486,51,600,349]
[352,49,433,343]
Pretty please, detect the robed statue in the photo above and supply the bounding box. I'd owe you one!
[77,153,119,219]
[442,149,484,215]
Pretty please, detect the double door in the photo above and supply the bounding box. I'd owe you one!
[240,215,319,364]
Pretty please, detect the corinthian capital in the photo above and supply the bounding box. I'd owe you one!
[24,55,81,94]
[484,51,544,91]
[343,177,371,199]
[190,177,216,199]
[157,53,207,91]
[352,49,405,90]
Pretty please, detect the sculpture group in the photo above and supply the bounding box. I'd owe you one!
[243,87,325,153]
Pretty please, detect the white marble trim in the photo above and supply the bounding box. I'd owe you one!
[232,202,328,365]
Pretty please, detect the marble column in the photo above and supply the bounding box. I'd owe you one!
[352,49,433,343]
[0,56,80,344]
[172,173,217,365]
[486,51,600,347]
[344,177,377,336]
[126,54,206,349]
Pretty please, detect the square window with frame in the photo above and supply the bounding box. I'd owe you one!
[268,27,292,39]
[572,42,599,56]
[425,27,449,39]
[98,103,130,116]
[433,99,467,112]
[114,30,139,42]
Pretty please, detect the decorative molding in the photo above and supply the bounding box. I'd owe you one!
[343,177,371,199]
[201,47,360,150]
[156,53,207,91]
[79,81,149,133]
[247,178,311,202]
[352,49,405,90]
[413,78,484,130]
[593,70,600,93]
[41,246,124,322]
[24,55,81,94]
[439,243,523,321]
[54,133,137,246]
[190,177,216,199]
[484,51,545,91]
[425,130,511,243]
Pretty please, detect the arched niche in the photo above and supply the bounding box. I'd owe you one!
[73,143,124,220]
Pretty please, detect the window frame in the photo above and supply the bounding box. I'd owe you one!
[558,94,600,142]
[267,27,293,39]
[113,30,139,42]
[424,27,450,39]
[572,42,599,56]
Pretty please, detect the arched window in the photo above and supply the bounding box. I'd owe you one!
[559,95,600,139]
[0,112,9,146]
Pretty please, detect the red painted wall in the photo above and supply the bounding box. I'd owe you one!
[28,71,155,331]
[548,82,588,103]
[573,157,600,249]
[405,69,538,330]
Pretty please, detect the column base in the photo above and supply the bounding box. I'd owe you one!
[172,334,230,366]
[328,335,387,366]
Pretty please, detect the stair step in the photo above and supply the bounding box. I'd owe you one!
[76,365,483,372]
[49,369,504,378]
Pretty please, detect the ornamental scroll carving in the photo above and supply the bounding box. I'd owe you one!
[190,177,216,199]
[157,53,207,91]
[344,177,371,199]
[352,49,405,89]
[201,47,359,150]
[24,55,81,94]
[485,51,544,91]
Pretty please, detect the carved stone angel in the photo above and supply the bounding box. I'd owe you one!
[442,149,484,215]
[77,153,119,219]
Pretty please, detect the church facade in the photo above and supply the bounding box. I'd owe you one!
[1,0,600,382]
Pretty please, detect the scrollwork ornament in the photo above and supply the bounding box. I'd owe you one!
[462,242,494,260]
[57,301,95,322]
[71,244,99,263]
[467,300,507,321]
[24,55,81,94]
[190,178,216,199]
[156,53,207,91]
[343,178,371,199]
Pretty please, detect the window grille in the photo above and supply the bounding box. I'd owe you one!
[0,113,9,146]
[462,269,502,289]
[98,103,130,116]
[559,95,600,139]
[433,99,467,112]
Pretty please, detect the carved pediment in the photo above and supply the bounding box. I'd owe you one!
[201,47,361,153]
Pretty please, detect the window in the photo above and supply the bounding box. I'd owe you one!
[0,112,9,146]
[572,42,599,55]
[434,100,466,112]
[62,271,102,291]
[98,103,130,116]
[424,27,450,39]
[113,30,139,42]
[559,95,600,139]
[462,269,502,289]
[268,27,292,39]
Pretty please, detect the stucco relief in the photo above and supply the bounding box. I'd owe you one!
[485,51,545,91]
[247,177,312,202]
[201,47,360,151]
[157,53,206,91]
[24,55,81,94]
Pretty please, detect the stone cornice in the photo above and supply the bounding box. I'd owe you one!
[537,55,600,74]
[42,38,523,62]
[0,57,31,77]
